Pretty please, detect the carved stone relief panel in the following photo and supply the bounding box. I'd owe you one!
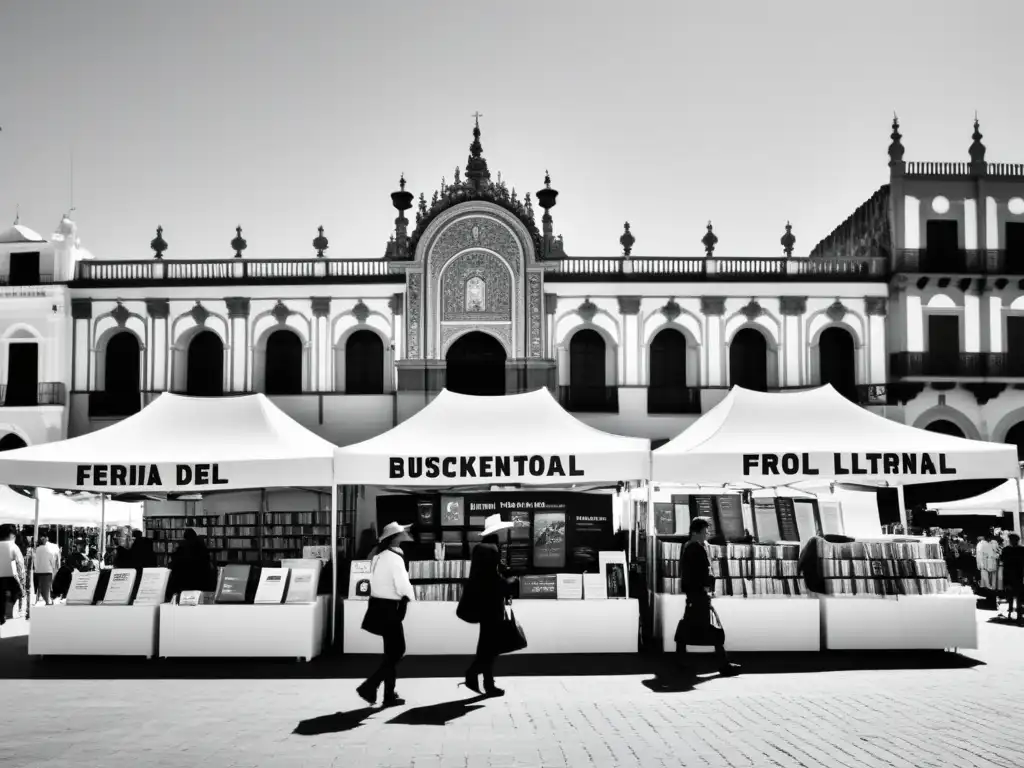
[440,251,512,322]
[440,324,512,357]
[527,271,543,358]
[406,271,423,358]
[427,218,523,285]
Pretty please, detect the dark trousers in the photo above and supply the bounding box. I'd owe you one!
[365,623,406,696]
[468,619,500,684]
[1007,585,1023,617]
[33,573,53,605]
[0,577,23,623]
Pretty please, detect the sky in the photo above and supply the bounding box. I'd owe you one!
[2,0,1024,261]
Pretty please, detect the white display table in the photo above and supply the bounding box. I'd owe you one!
[820,594,978,650]
[159,596,329,661]
[343,599,640,655]
[29,605,161,658]
[657,594,822,653]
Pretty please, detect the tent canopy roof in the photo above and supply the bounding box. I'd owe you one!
[334,388,650,486]
[0,393,337,492]
[653,385,1019,486]
[929,479,1022,515]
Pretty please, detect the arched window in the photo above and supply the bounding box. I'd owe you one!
[818,327,857,401]
[0,433,27,452]
[729,328,768,392]
[925,420,965,438]
[649,328,695,414]
[346,330,385,394]
[567,329,614,412]
[1004,422,1024,462]
[265,330,303,395]
[105,332,141,395]
[186,331,224,396]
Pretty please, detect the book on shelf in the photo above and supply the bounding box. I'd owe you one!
[412,583,464,601]
[133,568,170,605]
[254,568,290,604]
[657,541,802,598]
[100,568,138,606]
[408,560,470,580]
[816,538,952,597]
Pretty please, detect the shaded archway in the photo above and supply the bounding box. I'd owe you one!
[818,327,857,401]
[1004,421,1024,462]
[186,331,224,396]
[0,433,27,452]
[445,332,506,396]
[105,332,141,395]
[265,330,302,395]
[568,328,614,411]
[346,330,385,394]
[648,328,692,414]
[925,420,965,438]
[729,328,768,392]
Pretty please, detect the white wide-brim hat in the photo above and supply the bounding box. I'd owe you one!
[379,522,413,542]
[480,513,514,538]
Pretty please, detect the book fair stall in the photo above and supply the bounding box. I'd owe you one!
[334,388,651,655]
[649,384,1020,654]
[0,393,337,661]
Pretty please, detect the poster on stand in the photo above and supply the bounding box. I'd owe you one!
[688,495,719,538]
[654,503,676,535]
[348,560,372,599]
[753,499,781,543]
[254,568,290,604]
[533,509,567,568]
[134,568,170,605]
[556,573,583,599]
[101,568,138,605]
[775,498,800,541]
[818,501,843,536]
[66,571,100,605]
[440,496,465,527]
[583,572,607,599]
[792,499,821,541]
[599,551,629,599]
[716,495,746,541]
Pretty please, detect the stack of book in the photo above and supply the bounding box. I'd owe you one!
[658,541,802,598]
[818,539,951,597]
[408,559,472,602]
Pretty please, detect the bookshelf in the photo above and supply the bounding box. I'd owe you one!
[816,539,952,597]
[657,539,803,598]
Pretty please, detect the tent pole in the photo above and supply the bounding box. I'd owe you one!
[99,495,107,565]
[330,483,338,647]
[1015,477,1023,538]
[29,489,40,618]
[896,485,908,533]
[645,481,656,648]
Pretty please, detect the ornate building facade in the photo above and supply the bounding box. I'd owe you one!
[2,117,1024,464]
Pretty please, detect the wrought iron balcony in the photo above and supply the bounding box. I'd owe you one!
[893,248,1024,275]
[0,382,66,407]
[558,385,619,413]
[0,273,56,286]
[647,386,701,415]
[72,258,403,286]
[889,352,986,378]
[983,353,1024,378]
[550,255,888,282]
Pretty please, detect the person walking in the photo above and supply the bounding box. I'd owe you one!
[456,513,517,697]
[1000,533,1023,624]
[675,517,740,677]
[356,522,415,708]
[0,525,26,625]
[32,532,61,606]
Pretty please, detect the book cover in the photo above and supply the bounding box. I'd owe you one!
[510,510,531,541]
[716,495,746,541]
[284,569,319,603]
[688,495,719,538]
[753,499,782,543]
[417,499,436,527]
[775,498,800,541]
[302,545,332,563]
[556,573,583,599]
[66,571,100,605]
[654,503,676,535]
[215,564,252,603]
[440,496,465,527]
[254,567,290,604]
[348,560,372,600]
[519,574,558,598]
[101,569,138,606]
[582,572,607,599]
[793,499,821,541]
[599,551,629,599]
[133,568,171,605]
[532,509,567,568]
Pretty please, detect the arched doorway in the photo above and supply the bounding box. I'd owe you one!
[0,433,26,452]
[346,330,385,394]
[649,328,690,413]
[105,332,140,395]
[729,328,768,392]
[818,327,857,401]
[445,332,506,396]
[1004,422,1024,462]
[568,329,613,411]
[925,420,965,437]
[265,330,302,395]
[186,331,224,396]
[5,341,38,406]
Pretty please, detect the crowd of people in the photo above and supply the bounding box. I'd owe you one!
[939,528,1024,623]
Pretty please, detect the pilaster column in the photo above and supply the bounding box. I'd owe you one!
[311,297,331,391]
[865,297,888,384]
[544,293,558,359]
[617,296,641,385]
[71,299,92,391]
[387,294,403,392]
[779,297,807,387]
[701,297,726,387]
[975,282,992,356]
[145,299,170,391]
[225,297,250,392]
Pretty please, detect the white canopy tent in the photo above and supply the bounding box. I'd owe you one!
[928,479,1024,519]
[333,388,651,487]
[0,486,140,527]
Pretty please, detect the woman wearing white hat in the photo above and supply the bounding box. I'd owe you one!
[456,513,517,696]
[356,521,415,707]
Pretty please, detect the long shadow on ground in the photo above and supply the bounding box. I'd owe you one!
[0,634,983,681]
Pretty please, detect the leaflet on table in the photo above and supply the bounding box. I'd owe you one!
[519,574,557,599]
[281,558,322,603]
[582,573,607,599]
[348,560,372,600]
[66,571,101,605]
[556,573,583,599]
[100,568,138,605]
[178,590,202,606]
[133,568,171,605]
[254,568,290,604]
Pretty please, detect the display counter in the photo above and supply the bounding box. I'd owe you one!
[657,594,822,653]
[158,596,329,662]
[819,594,978,651]
[29,605,161,659]
[343,599,640,655]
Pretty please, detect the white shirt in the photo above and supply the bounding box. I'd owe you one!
[0,540,25,579]
[369,548,416,602]
[33,542,61,574]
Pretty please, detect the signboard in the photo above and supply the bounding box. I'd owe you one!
[74,463,230,488]
[519,574,558,598]
[753,499,781,543]
[689,495,718,538]
[775,498,800,542]
[532,509,567,568]
[388,454,586,481]
[741,452,957,479]
[101,568,138,606]
[654,503,676,535]
[134,568,170,605]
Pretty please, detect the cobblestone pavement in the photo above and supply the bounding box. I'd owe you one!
[1,612,1022,768]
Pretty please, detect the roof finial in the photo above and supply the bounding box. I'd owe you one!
[969,113,986,166]
[888,113,905,167]
[620,222,635,257]
[781,221,795,258]
[465,113,490,187]
[702,220,718,257]
[399,173,407,192]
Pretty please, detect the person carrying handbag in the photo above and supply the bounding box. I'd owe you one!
[455,514,523,697]
[675,517,740,678]
[356,522,415,707]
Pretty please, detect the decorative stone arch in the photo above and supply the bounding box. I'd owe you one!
[724,322,780,391]
[331,311,392,348]
[435,247,517,360]
[1,323,44,341]
[251,323,310,395]
[912,405,982,440]
[643,321,702,388]
[807,319,864,389]
[170,323,229,394]
[557,322,618,388]
[93,326,146,391]
[334,324,393,394]
[989,407,1024,445]
[555,308,621,347]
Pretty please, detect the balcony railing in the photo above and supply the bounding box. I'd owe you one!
[0,382,66,407]
[0,273,56,286]
[558,385,619,413]
[73,258,402,285]
[983,353,1024,378]
[892,249,1024,275]
[890,352,986,378]
[647,386,702,415]
[550,256,888,282]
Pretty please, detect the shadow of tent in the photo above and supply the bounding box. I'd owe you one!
[387,695,489,726]
[293,707,378,736]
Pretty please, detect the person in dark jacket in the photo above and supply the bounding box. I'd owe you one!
[128,529,157,573]
[456,514,517,696]
[676,517,740,677]
[51,553,88,601]
[1000,533,1023,624]
[169,528,214,595]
